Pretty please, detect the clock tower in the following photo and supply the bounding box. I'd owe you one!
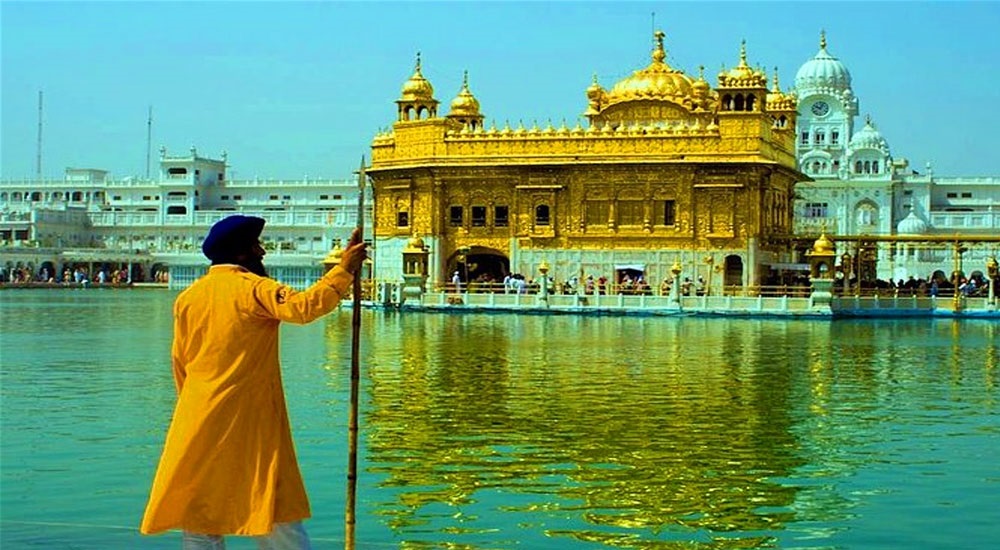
[794,31,858,180]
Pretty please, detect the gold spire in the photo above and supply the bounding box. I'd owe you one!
[738,39,748,68]
[652,30,666,63]
[771,66,780,92]
[820,30,827,50]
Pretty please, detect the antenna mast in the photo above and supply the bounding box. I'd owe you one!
[146,105,153,179]
[36,90,43,180]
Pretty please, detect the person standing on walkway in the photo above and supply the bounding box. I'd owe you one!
[140,215,367,549]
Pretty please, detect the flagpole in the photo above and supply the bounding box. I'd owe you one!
[345,156,365,550]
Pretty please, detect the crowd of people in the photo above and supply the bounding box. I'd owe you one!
[0,264,159,285]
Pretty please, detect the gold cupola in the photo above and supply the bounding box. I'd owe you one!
[448,71,481,115]
[446,70,484,130]
[717,40,768,89]
[604,30,696,107]
[766,67,797,128]
[716,40,769,114]
[586,30,707,127]
[584,73,607,116]
[396,52,439,122]
[401,52,434,100]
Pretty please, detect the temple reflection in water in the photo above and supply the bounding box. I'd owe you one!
[316,314,996,548]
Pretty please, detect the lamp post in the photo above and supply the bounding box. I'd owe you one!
[669,259,682,305]
[841,252,852,295]
[703,255,714,296]
[458,245,471,292]
[987,256,998,306]
[538,260,550,306]
[952,241,967,312]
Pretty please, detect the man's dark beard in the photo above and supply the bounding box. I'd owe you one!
[239,256,269,278]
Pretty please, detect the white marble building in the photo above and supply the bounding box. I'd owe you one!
[792,32,999,282]
[0,147,371,288]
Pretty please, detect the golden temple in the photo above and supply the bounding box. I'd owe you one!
[368,31,805,292]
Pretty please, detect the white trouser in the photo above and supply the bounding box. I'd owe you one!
[182,521,312,550]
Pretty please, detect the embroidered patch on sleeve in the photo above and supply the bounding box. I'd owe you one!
[276,287,289,304]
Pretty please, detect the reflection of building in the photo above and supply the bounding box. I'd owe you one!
[792,32,1000,281]
[0,147,370,288]
[368,31,805,293]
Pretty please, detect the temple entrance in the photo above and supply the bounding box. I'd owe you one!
[723,255,743,288]
[448,246,510,288]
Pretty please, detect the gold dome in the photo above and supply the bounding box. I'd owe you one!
[586,73,605,99]
[407,234,426,249]
[604,30,696,107]
[400,52,434,101]
[448,70,480,116]
[693,65,710,94]
[811,232,836,255]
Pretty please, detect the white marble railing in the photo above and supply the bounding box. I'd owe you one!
[930,211,1000,230]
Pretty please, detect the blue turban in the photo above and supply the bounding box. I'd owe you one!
[202,215,266,262]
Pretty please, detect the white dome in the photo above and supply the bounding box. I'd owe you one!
[795,33,852,92]
[897,211,927,235]
[849,117,890,153]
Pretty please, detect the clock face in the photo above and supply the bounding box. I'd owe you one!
[811,101,830,116]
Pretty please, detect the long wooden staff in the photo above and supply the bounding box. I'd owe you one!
[345,156,365,550]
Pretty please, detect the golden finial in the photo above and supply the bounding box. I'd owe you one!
[739,39,748,67]
[820,30,827,50]
[462,69,469,88]
[698,65,706,80]
[415,51,422,72]
[652,29,666,63]
[865,113,872,125]
[772,66,780,92]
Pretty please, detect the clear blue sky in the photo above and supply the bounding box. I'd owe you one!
[2,1,998,180]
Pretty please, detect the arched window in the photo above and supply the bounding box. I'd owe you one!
[30,191,42,201]
[856,203,877,227]
[872,162,879,175]
[855,161,863,173]
[734,95,745,111]
[811,161,821,173]
[814,130,825,145]
[535,204,550,226]
[863,161,871,174]
[746,94,756,111]
[722,94,733,111]
[167,205,187,215]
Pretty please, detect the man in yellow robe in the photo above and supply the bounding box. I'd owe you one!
[141,215,367,548]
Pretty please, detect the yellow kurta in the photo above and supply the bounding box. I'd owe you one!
[141,264,353,536]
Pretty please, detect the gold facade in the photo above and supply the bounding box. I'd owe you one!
[369,31,805,289]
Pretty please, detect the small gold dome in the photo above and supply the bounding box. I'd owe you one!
[407,235,426,249]
[812,232,836,254]
[766,67,796,111]
[604,30,696,107]
[448,71,480,116]
[401,52,435,101]
[586,73,605,99]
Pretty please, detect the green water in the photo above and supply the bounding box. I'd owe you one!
[1,289,997,549]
